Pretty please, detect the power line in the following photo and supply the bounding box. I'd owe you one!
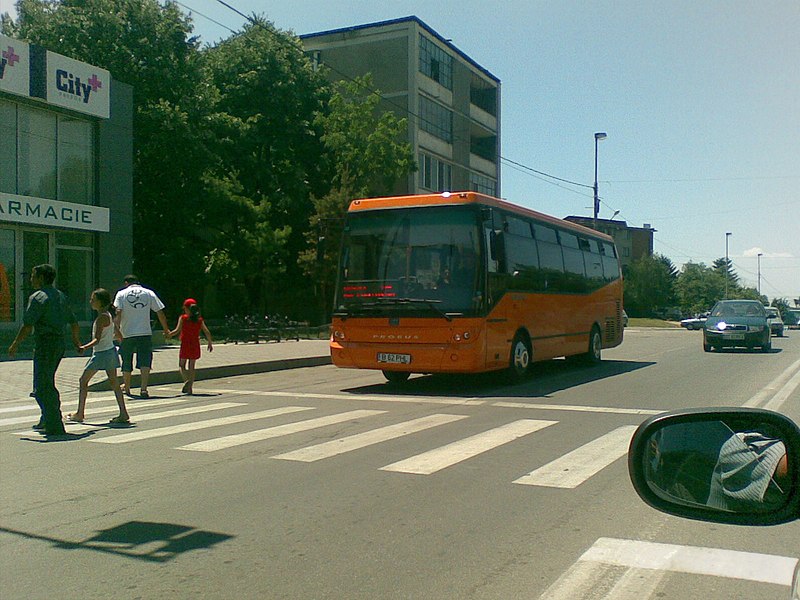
[179,0,592,195]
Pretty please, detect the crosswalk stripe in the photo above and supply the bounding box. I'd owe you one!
[91,406,315,444]
[272,414,469,463]
[513,425,637,488]
[379,419,556,474]
[210,388,487,406]
[1,395,199,428]
[177,409,386,452]
[12,402,249,435]
[581,537,798,586]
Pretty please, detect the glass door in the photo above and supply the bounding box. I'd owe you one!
[22,230,51,311]
[0,227,14,324]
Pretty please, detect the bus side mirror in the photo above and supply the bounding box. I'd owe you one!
[489,230,507,271]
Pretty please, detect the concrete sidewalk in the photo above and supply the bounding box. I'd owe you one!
[0,339,332,404]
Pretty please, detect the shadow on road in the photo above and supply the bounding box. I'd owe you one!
[342,358,656,399]
[0,520,233,562]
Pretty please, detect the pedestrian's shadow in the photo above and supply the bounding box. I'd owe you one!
[19,431,97,443]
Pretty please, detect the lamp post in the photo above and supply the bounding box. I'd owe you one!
[757,252,763,296]
[593,132,607,229]
[725,232,732,299]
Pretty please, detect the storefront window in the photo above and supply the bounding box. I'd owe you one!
[0,100,16,194]
[0,228,15,322]
[57,246,94,322]
[18,106,57,200]
[58,116,94,204]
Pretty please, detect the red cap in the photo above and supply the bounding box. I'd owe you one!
[183,298,197,307]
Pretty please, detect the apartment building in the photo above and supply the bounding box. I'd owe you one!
[564,216,655,270]
[301,16,500,196]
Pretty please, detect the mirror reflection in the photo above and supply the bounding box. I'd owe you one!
[644,420,790,513]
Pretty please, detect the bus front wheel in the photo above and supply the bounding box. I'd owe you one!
[383,370,411,384]
[507,332,532,382]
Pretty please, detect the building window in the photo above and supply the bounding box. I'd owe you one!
[470,134,496,162]
[419,35,452,90]
[419,95,453,143]
[419,153,452,192]
[470,75,497,116]
[3,100,94,204]
[469,172,496,196]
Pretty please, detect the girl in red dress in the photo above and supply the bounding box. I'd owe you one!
[168,298,213,394]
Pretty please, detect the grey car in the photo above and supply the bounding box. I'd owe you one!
[703,299,770,352]
[766,307,785,337]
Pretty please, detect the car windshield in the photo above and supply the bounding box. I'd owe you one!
[335,205,483,317]
[711,302,766,318]
[766,308,779,318]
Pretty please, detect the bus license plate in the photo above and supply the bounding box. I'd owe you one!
[377,353,411,364]
[724,333,745,340]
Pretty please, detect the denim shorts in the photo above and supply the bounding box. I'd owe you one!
[85,347,120,372]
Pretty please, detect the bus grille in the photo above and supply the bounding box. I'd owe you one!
[604,301,622,342]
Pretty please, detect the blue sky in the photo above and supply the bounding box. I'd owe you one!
[3,0,798,300]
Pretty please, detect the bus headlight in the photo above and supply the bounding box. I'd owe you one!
[333,330,346,340]
[453,331,472,342]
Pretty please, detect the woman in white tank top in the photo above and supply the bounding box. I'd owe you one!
[67,289,130,424]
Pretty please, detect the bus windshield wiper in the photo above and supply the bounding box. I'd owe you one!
[373,297,454,321]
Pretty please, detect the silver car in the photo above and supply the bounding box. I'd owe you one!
[766,307,785,337]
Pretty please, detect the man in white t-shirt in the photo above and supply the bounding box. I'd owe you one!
[113,275,170,398]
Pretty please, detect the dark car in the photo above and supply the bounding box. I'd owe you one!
[703,299,771,352]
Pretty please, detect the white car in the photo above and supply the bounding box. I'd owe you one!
[680,313,707,330]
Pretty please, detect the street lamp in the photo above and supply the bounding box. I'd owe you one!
[725,232,732,299]
[593,132,607,229]
[757,252,763,296]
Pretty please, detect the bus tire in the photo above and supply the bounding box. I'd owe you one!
[507,332,532,382]
[383,370,411,384]
[582,326,602,365]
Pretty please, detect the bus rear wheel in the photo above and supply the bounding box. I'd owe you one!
[507,332,532,382]
[582,327,602,365]
[383,370,411,384]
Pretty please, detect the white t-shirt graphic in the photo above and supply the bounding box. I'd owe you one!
[114,284,166,337]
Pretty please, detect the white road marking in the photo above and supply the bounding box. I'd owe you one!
[537,560,667,600]
[1,395,198,428]
[177,409,386,452]
[272,413,468,463]
[12,402,248,435]
[379,419,556,474]
[492,402,662,416]
[744,357,800,410]
[513,426,637,488]
[210,388,487,406]
[206,388,659,414]
[91,406,315,444]
[581,537,798,587]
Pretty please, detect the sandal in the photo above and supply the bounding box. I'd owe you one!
[67,414,84,423]
[109,415,130,424]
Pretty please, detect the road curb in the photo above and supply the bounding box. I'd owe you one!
[87,355,332,391]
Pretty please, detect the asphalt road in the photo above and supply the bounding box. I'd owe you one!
[1,328,799,599]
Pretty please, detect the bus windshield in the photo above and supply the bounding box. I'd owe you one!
[335,205,483,317]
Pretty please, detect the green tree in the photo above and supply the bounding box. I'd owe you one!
[298,76,415,321]
[202,18,330,315]
[675,262,725,315]
[623,254,677,317]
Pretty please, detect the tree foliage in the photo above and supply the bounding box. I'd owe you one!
[623,254,677,317]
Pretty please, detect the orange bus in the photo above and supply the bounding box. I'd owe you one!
[330,192,624,383]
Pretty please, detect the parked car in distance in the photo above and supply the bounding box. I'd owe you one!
[622,310,628,327]
[628,408,800,599]
[680,312,708,330]
[766,307,785,337]
[703,299,770,352]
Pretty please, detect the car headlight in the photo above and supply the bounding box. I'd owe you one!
[715,321,728,331]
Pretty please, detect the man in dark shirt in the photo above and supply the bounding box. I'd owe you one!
[8,264,81,436]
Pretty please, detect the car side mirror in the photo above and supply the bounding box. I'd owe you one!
[628,408,800,526]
